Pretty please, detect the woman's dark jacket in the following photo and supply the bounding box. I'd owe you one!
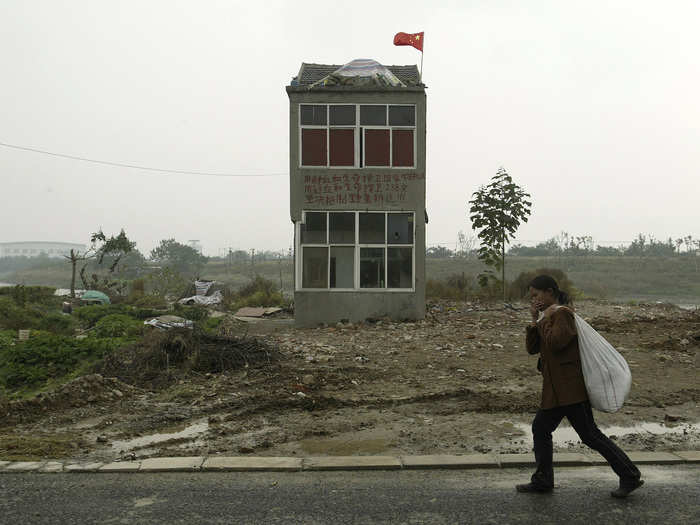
[525,307,588,409]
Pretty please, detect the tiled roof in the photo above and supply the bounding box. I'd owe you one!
[294,63,422,87]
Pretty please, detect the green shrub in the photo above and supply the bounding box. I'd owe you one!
[173,304,209,321]
[128,294,168,309]
[237,275,277,298]
[131,307,167,320]
[426,272,480,300]
[93,314,143,338]
[0,330,15,351]
[0,332,125,390]
[228,275,286,310]
[73,304,128,326]
[200,316,223,334]
[0,297,43,330]
[0,285,57,306]
[129,278,146,297]
[38,313,76,336]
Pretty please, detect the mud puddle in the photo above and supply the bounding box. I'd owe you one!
[513,420,700,447]
[111,420,209,454]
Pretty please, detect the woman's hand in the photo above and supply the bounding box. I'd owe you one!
[541,304,560,318]
[530,301,544,322]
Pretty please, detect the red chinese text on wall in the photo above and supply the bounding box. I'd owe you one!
[303,172,425,206]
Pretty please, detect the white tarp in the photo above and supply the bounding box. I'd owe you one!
[54,289,85,297]
[144,315,194,330]
[178,290,222,306]
[195,280,214,296]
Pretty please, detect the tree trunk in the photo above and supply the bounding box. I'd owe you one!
[502,231,506,303]
[70,249,77,298]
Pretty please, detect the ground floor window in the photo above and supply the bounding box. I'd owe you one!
[298,210,415,290]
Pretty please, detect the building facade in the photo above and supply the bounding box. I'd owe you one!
[286,59,427,327]
[0,241,86,258]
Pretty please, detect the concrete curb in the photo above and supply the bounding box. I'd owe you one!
[0,451,698,474]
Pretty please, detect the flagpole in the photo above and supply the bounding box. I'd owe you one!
[420,51,423,83]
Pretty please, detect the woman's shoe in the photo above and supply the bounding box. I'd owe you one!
[611,478,644,498]
[515,482,553,493]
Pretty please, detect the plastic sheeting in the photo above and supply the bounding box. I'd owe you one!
[144,315,194,330]
[194,280,214,296]
[178,290,223,306]
[309,59,405,88]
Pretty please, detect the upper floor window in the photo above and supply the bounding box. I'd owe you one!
[299,104,415,169]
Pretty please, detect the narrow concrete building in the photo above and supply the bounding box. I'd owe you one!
[286,59,427,327]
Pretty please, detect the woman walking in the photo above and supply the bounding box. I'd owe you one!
[516,275,643,498]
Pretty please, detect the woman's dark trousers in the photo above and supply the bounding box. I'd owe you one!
[531,401,641,487]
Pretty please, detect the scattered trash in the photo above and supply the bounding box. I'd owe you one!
[54,289,85,297]
[178,279,224,305]
[178,290,223,306]
[144,315,194,330]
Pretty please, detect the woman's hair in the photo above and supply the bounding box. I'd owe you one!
[529,274,571,305]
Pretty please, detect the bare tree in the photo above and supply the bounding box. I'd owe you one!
[456,230,477,258]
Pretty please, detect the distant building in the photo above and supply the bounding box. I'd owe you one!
[286,58,427,327]
[0,241,86,258]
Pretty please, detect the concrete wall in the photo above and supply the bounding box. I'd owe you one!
[294,289,425,327]
[287,86,426,327]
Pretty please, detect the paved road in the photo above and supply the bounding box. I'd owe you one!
[1,466,698,524]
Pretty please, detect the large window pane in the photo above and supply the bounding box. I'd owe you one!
[388,248,412,288]
[360,248,385,288]
[329,129,354,166]
[364,129,390,166]
[330,246,354,288]
[329,105,355,125]
[301,212,327,244]
[300,104,327,125]
[392,129,414,167]
[388,105,415,126]
[329,212,355,243]
[301,129,327,166]
[360,105,386,125]
[359,213,385,243]
[388,213,413,244]
[302,247,328,288]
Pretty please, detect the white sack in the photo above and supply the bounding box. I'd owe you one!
[574,313,631,413]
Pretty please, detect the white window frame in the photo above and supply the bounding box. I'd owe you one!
[299,104,416,169]
[296,210,415,292]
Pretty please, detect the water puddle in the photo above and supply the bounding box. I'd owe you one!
[513,421,700,446]
[111,420,209,453]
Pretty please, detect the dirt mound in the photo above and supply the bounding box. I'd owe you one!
[0,374,136,424]
[97,328,281,389]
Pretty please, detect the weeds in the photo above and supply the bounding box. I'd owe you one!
[98,327,278,389]
[225,275,287,311]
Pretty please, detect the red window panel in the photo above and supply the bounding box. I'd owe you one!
[301,129,327,166]
[392,129,414,167]
[364,129,390,166]
[329,129,354,166]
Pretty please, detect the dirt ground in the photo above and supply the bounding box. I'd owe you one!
[1,300,699,462]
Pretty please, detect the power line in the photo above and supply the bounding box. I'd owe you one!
[0,141,286,178]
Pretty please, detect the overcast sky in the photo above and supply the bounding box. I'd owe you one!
[2,0,698,256]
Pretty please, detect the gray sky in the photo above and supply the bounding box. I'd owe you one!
[2,0,698,256]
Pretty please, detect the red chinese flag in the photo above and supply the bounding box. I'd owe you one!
[393,31,424,52]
